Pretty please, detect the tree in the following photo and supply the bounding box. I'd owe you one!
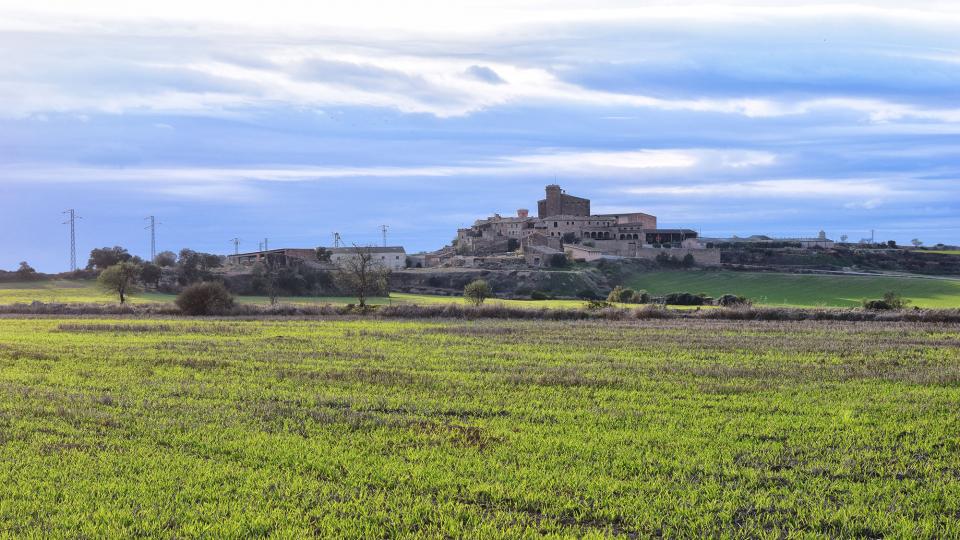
[607,286,635,303]
[911,239,923,248]
[887,240,897,248]
[548,253,568,268]
[154,251,177,267]
[464,279,491,306]
[840,234,848,243]
[97,262,141,304]
[140,263,162,288]
[176,249,222,284]
[16,261,38,280]
[87,246,131,271]
[315,247,332,262]
[333,245,390,308]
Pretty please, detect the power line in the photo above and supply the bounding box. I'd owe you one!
[230,237,241,255]
[332,232,342,248]
[62,209,81,271]
[380,224,389,247]
[144,216,160,262]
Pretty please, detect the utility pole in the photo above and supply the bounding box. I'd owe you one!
[144,216,159,262]
[230,237,241,255]
[332,232,342,248]
[380,224,388,247]
[62,209,81,271]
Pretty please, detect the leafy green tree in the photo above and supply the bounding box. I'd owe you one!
[140,263,162,288]
[315,247,332,262]
[97,262,141,304]
[87,246,131,271]
[607,286,637,303]
[464,279,491,306]
[154,251,177,267]
[16,261,39,280]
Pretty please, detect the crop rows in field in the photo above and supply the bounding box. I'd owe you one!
[0,317,959,537]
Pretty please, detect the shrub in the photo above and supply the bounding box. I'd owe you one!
[464,279,491,306]
[576,289,599,300]
[663,292,706,306]
[607,286,635,303]
[530,290,549,300]
[548,253,568,268]
[608,286,647,303]
[585,300,613,310]
[607,285,633,302]
[717,294,751,307]
[176,282,235,315]
[862,291,910,310]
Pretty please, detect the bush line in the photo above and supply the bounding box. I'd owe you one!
[2,301,960,322]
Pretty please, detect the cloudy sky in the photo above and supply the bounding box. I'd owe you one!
[2,1,959,271]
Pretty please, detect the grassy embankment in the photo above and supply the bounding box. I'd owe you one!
[627,270,960,308]
[0,317,958,536]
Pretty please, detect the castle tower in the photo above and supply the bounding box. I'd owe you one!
[537,184,590,218]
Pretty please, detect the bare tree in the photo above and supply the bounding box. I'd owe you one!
[333,244,390,308]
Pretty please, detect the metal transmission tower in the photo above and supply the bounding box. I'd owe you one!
[332,232,342,248]
[263,238,269,252]
[230,237,241,255]
[62,209,81,271]
[380,225,389,247]
[144,216,160,262]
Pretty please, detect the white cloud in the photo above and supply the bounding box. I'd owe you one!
[4,3,960,121]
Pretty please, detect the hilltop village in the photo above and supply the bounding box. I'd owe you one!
[213,184,868,298]
[227,184,834,272]
[442,184,713,267]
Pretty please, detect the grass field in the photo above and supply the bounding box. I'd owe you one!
[1,317,958,536]
[627,270,960,308]
[3,272,960,309]
[919,250,960,256]
[0,280,590,309]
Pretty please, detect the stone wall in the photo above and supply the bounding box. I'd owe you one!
[633,247,722,266]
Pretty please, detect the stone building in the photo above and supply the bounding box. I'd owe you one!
[538,184,590,218]
[227,248,318,267]
[329,246,407,271]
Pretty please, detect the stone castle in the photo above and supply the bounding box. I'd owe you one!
[450,184,712,266]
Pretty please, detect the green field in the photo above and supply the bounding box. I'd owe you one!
[627,270,960,308]
[919,250,960,256]
[1,317,958,536]
[4,272,960,309]
[0,280,590,309]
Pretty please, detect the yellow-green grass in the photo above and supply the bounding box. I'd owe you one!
[0,281,593,309]
[1,317,959,536]
[918,250,960,256]
[627,270,960,308]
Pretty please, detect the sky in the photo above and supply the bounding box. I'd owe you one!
[2,1,959,272]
